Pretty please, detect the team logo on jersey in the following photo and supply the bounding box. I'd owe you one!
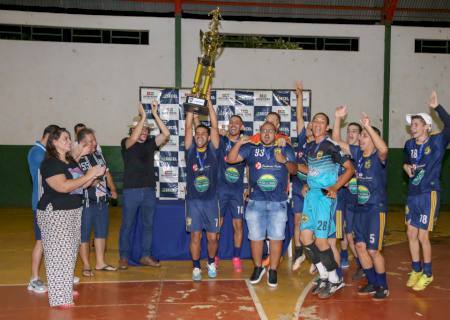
[192,164,198,172]
[316,151,324,160]
[364,159,372,169]
[194,175,210,192]
[301,214,309,223]
[424,146,431,155]
[257,174,278,192]
[255,162,262,170]
[412,169,425,186]
[357,185,370,204]
[186,217,192,226]
[225,167,240,183]
[348,178,358,195]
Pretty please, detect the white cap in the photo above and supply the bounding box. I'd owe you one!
[406,113,433,128]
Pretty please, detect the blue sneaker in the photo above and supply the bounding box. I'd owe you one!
[341,257,349,269]
[207,263,217,278]
[192,267,202,282]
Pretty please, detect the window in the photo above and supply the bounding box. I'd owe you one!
[415,39,450,54]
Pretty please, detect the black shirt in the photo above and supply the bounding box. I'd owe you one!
[121,137,157,189]
[38,157,84,211]
[79,151,108,201]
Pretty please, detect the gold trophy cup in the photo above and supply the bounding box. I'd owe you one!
[184,8,223,115]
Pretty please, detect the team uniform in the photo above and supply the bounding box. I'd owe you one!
[218,136,245,220]
[301,138,348,239]
[291,128,308,215]
[185,142,220,233]
[404,105,450,231]
[238,143,295,241]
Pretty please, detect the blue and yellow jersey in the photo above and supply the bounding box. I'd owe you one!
[186,142,219,200]
[350,145,387,206]
[403,105,450,196]
[239,143,296,202]
[306,138,348,190]
[217,135,246,200]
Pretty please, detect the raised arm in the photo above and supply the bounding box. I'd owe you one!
[332,105,351,154]
[360,113,388,161]
[125,104,147,149]
[151,100,170,147]
[429,90,450,142]
[295,80,305,134]
[184,111,194,150]
[207,89,220,149]
[227,136,249,164]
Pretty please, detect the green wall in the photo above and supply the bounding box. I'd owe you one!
[1,145,449,208]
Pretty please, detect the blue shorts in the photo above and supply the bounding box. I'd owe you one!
[354,205,387,251]
[33,210,42,241]
[81,201,109,242]
[301,189,336,239]
[344,204,356,234]
[219,197,244,220]
[291,194,304,215]
[186,198,220,233]
[406,191,440,231]
[245,200,287,241]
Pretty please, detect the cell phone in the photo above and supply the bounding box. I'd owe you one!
[321,188,329,196]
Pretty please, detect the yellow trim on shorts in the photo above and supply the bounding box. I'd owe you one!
[378,212,386,251]
[428,191,437,231]
[336,210,342,239]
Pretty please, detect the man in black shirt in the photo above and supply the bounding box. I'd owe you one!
[118,102,170,269]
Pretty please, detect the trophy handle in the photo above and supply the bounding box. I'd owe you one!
[192,58,204,95]
[201,65,214,97]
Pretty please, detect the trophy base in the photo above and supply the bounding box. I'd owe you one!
[183,96,209,115]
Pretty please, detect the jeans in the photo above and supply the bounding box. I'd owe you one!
[119,187,156,258]
[245,200,288,241]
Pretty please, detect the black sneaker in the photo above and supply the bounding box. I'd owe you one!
[249,266,266,284]
[312,278,328,295]
[267,269,278,288]
[318,279,345,299]
[358,283,376,295]
[372,287,389,301]
[352,268,365,281]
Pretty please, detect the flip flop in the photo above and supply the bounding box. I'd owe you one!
[95,264,117,272]
[82,269,94,277]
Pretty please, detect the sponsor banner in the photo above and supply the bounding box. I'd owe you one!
[235,90,254,106]
[272,90,291,106]
[159,151,178,167]
[254,90,273,107]
[216,90,235,106]
[254,106,271,121]
[235,105,253,122]
[159,166,178,183]
[160,182,179,199]
[159,104,179,121]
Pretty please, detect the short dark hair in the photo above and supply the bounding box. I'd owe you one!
[230,115,243,123]
[195,124,210,135]
[348,122,362,133]
[267,111,281,123]
[74,123,86,134]
[42,124,60,138]
[411,115,427,126]
[312,112,330,126]
[371,126,381,137]
[77,128,95,143]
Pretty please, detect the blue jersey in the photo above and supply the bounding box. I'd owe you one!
[350,145,387,206]
[217,135,245,200]
[186,142,219,200]
[403,105,450,195]
[292,128,308,197]
[306,138,348,190]
[239,143,296,202]
[27,141,46,211]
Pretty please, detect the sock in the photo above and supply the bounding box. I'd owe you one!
[208,256,215,265]
[336,266,343,279]
[193,259,201,269]
[328,269,340,283]
[412,261,422,272]
[316,262,328,280]
[376,272,388,289]
[295,246,303,258]
[355,257,362,268]
[233,246,241,258]
[340,249,348,261]
[364,267,377,286]
[423,262,432,277]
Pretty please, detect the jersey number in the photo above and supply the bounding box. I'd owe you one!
[369,234,375,244]
[237,206,244,215]
[410,149,418,159]
[420,214,428,225]
[254,149,265,157]
[317,221,328,231]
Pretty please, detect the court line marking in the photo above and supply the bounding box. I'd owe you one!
[245,279,268,320]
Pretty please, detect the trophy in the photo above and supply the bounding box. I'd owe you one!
[184,8,223,115]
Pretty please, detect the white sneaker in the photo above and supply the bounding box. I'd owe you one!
[73,276,80,284]
[192,268,202,282]
[27,278,47,293]
[292,254,306,271]
[207,263,217,278]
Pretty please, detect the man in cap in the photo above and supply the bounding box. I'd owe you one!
[118,101,170,270]
[403,91,450,291]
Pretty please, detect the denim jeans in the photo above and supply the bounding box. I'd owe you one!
[119,187,156,258]
[245,200,288,241]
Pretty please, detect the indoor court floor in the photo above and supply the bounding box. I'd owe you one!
[0,206,449,320]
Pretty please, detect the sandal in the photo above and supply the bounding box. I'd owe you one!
[95,264,117,272]
[82,268,94,277]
